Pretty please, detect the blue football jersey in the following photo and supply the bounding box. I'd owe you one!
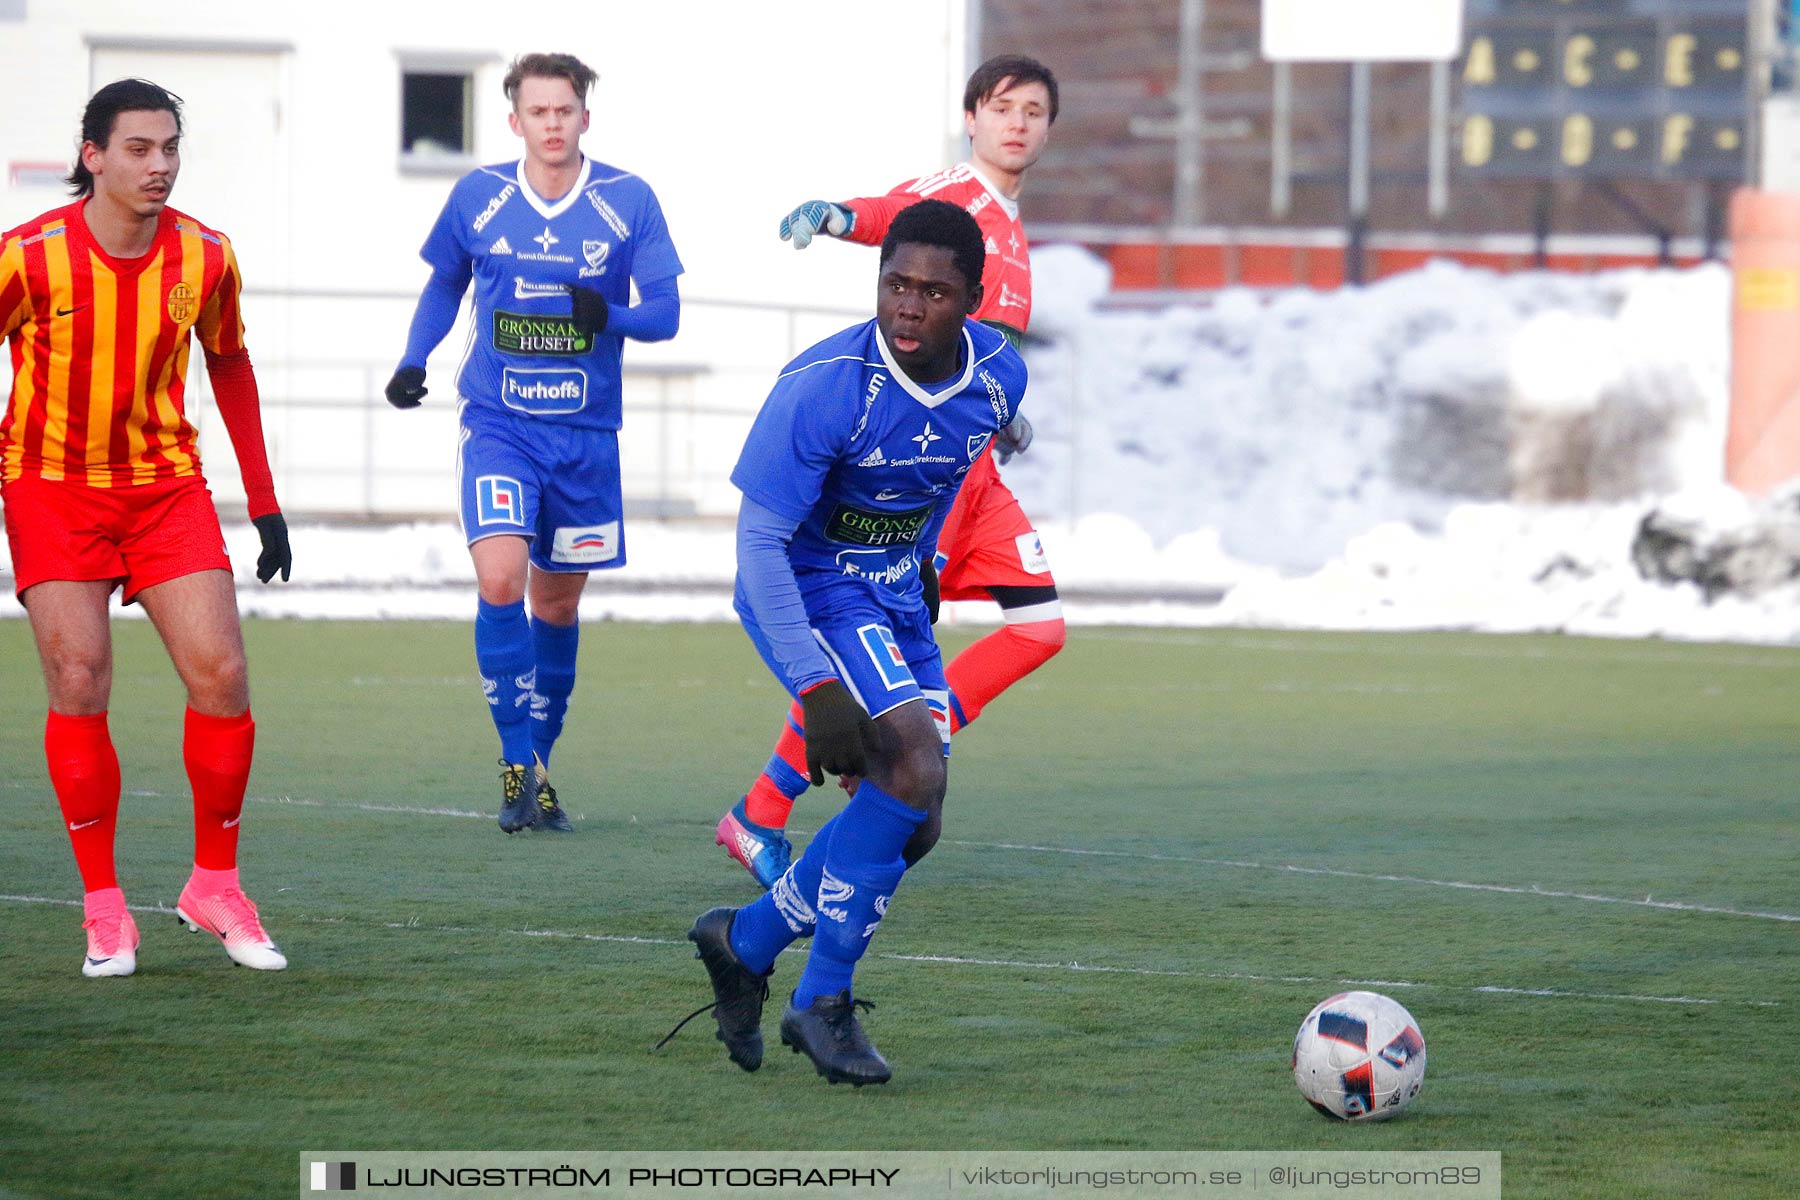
[732,318,1026,608]
[419,156,683,431]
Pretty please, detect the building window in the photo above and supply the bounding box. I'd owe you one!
[401,69,472,165]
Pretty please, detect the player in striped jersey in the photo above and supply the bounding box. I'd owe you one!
[0,79,292,977]
[716,56,1065,887]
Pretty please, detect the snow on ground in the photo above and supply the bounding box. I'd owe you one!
[3,255,1796,645]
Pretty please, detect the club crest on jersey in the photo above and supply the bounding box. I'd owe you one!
[476,476,524,526]
[968,432,993,461]
[165,282,196,324]
[858,623,914,691]
[582,240,609,269]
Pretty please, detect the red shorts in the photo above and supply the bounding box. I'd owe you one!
[934,451,1056,600]
[1,474,231,603]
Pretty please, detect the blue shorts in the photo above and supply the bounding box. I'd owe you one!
[457,403,625,573]
[741,578,951,747]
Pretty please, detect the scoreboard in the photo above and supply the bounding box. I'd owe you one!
[1458,0,1749,180]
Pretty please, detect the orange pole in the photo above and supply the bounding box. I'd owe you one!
[1727,189,1800,496]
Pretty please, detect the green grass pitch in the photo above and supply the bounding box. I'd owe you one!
[1,619,1796,1198]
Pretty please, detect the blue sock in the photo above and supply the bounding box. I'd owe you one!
[729,812,839,974]
[792,781,927,1008]
[530,618,579,771]
[475,598,535,766]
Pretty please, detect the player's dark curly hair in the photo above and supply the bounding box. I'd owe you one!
[67,79,184,197]
[964,54,1058,124]
[880,200,987,292]
[503,53,598,106]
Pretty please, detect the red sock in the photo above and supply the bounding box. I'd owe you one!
[45,711,122,892]
[945,618,1067,731]
[184,707,255,871]
[743,700,809,828]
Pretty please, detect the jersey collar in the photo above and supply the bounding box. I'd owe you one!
[514,155,592,220]
[963,161,1020,221]
[875,323,976,409]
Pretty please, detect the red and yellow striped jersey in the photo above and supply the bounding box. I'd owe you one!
[0,201,248,489]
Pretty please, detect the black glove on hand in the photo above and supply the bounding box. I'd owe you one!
[385,366,427,409]
[252,513,292,584]
[570,286,609,338]
[922,559,940,625]
[799,679,881,786]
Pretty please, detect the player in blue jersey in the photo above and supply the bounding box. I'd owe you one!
[682,201,1025,1086]
[386,53,683,833]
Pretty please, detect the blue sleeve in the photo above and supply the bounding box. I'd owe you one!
[736,496,837,692]
[419,185,474,284]
[398,268,466,370]
[604,274,679,343]
[730,363,854,523]
[629,183,684,286]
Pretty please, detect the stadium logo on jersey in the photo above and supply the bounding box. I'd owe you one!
[501,367,587,415]
[489,236,513,255]
[967,432,993,461]
[857,624,914,691]
[1015,531,1052,575]
[165,282,197,324]
[856,446,886,468]
[476,475,524,526]
[826,501,932,547]
[550,522,620,565]
[834,547,916,586]
[967,191,993,217]
[587,192,630,239]
[513,277,566,301]
[492,310,592,356]
[580,240,610,278]
[979,371,1012,425]
[911,423,942,454]
[473,185,516,233]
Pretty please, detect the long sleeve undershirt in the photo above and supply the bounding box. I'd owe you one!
[735,495,836,692]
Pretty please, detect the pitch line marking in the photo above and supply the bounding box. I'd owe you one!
[947,839,1800,924]
[0,895,1780,1008]
[12,788,1796,923]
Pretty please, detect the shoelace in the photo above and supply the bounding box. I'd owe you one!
[538,784,560,811]
[499,761,526,801]
[826,997,877,1043]
[652,975,771,1053]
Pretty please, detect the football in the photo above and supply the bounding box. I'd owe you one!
[1291,991,1427,1120]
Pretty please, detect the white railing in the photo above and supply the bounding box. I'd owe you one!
[191,289,866,521]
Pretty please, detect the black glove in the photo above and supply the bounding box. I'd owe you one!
[995,413,1034,464]
[798,679,882,786]
[570,286,609,338]
[921,559,940,625]
[251,513,291,584]
[385,365,427,409]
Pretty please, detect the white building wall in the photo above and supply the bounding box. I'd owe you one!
[0,0,972,517]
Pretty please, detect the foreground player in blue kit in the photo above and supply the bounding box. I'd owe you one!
[386,53,682,833]
[684,201,1026,1085]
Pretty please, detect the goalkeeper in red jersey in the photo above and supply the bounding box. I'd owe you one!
[716,56,1065,887]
